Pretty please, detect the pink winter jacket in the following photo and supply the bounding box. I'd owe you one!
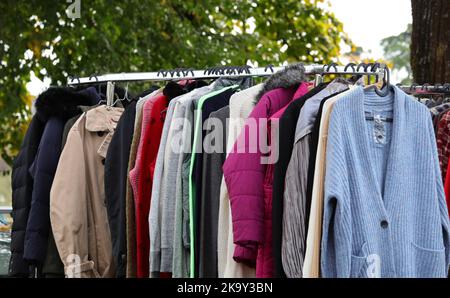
[223,83,308,277]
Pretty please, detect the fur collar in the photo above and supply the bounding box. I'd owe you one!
[34,87,100,121]
[255,63,307,103]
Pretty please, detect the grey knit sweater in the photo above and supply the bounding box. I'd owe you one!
[321,86,450,277]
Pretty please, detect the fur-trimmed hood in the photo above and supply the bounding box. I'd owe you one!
[255,63,307,103]
[34,87,101,121]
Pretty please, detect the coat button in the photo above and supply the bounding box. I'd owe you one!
[101,158,106,165]
[97,131,105,137]
[380,220,389,229]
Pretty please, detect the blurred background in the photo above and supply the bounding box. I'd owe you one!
[0,0,448,276]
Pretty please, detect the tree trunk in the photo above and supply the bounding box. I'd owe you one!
[411,0,450,84]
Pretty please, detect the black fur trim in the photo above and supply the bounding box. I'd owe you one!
[34,87,99,120]
[163,81,187,100]
[163,80,209,101]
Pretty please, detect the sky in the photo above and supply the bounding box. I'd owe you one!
[328,0,412,60]
[27,0,413,95]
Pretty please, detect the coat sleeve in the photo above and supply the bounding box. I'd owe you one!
[50,124,98,278]
[320,107,352,278]
[281,137,308,278]
[222,104,268,264]
[24,117,63,265]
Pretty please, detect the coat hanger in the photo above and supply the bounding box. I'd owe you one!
[111,82,130,107]
[89,74,102,95]
[363,64,393,122]
[67,76,81,88]
[363,63,392,97]
[343,63,361,84]
[105,81,115,106]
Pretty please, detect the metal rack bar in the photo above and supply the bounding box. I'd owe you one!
[67,64,386,86]
[0,207,12,214]
[398,85,450,92]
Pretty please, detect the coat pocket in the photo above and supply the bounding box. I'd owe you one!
[350,242,368,278]
[411,242,446,278]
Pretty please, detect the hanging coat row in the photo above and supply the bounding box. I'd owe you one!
[9,64,450,278]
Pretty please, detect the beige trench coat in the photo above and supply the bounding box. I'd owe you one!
[50,105,124,278]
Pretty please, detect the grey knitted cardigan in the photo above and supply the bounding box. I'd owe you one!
[321,86,450,277]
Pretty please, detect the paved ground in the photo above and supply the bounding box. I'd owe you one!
[0,231,10,276]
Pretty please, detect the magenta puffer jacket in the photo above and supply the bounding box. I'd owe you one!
[223,84,307,277]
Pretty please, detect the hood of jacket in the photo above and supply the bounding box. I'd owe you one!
[34,87,101,121]
[255,63,307,103]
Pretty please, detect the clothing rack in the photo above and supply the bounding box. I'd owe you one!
[66,63,388,86]
[398,84,450,93]
[0,207,12,215]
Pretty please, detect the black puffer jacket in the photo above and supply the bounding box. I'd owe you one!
[9,87,99,277]
[9,116,45,277]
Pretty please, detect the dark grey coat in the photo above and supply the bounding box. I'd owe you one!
[105,101,137,278]
[198,106,229,278]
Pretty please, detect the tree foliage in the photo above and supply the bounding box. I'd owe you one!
[381,24,412,85]
[0,0,350,164]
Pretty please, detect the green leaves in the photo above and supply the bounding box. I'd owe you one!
[381,24,412,84]
[0,0,350,165]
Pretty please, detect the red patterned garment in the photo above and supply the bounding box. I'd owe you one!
[436,110,450,180]
[444,159,450,216]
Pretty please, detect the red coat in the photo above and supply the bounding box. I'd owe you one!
[129,94,168,277]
